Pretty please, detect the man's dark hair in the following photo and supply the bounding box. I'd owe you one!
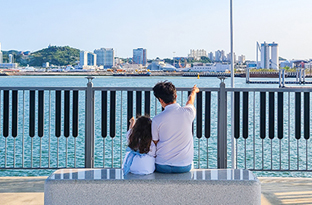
[153,81,177,104]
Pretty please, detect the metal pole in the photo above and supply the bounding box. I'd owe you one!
[230,0,236,169]
[218,76,227,168]
[85,76,95,168]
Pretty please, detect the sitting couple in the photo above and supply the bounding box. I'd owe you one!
[123,81,199,175]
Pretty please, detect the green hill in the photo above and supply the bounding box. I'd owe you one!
[2,46,80,66]
[28,46,80,66]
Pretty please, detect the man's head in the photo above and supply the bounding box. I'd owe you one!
[153,81,177,104]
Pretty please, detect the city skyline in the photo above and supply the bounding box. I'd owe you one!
[0,0,311,60]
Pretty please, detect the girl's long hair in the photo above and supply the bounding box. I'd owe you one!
[128,116,152,154]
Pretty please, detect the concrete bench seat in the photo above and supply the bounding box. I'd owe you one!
[44,168,261,205]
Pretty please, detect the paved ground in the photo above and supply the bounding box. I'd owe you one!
[0,176,311,205]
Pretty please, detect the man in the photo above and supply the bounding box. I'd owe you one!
[152,81,199,173]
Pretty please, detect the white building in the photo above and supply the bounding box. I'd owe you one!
[80,51,97,67]
[215,50,222,62]
[94,48,115,68]
[208,52,214,61]
[79,51,88,67]
[188,49,207,60]
[259,42,279,70]
[87,53,96,66]
[221,50,226,61]
[189,63,230,72]
[238,55,245,64]
[133,48,147,66]
[9,54,13,63]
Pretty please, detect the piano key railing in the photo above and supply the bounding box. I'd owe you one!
[229,87,312,171]
[1,77,312,172]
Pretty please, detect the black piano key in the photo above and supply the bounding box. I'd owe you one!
[12,90,18,137]
[269,92,274,139]
[277,92,283,139]
[196,92,203,138]
[260,92,266,139]
[243,92,248,139]
[136,91,142,117]
[127,91,133,130]
[29,90,35,137]
[3,90,9,137]
[64,90,70,138]
[205,91,211,139]
[101,91,107,138]
[144,91,150,116]
[234,92,240,139]
[55,90,61,137]
[73,91,79,137]
[304,92,310,140]
[110,91,116,138]
[295,92,301,140]
[38,90,44,137]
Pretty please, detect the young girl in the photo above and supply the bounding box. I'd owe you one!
[122,116,156,175]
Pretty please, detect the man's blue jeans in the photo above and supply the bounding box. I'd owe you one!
[155,164,192,173]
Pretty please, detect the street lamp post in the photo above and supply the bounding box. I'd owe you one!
[230,0,236,169]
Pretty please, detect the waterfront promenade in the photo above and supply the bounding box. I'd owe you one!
[0,176,311,205]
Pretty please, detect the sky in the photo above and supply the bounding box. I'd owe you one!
[0,0,312,60]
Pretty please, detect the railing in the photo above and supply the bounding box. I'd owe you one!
[0,77,312,172]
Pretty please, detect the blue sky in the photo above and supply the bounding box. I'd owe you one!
[0,0,311,60]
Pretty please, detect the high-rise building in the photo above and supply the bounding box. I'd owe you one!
[94,48,115,68]
[79,51,88,67]
[0,43,3,64]
[9,54,13,63]
[215,50,222,62]
[208,52,214,62]
[269,42,279,70]
[259,42,279,70]
[188,49,207,60]
[221,50,226,62]
[238,55,245,64]
[80,51,97,67]
[133,48,147,66]
[87,53,96,66]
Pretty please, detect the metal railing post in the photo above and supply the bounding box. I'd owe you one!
[217,76,227,168]
[85,76,95,168]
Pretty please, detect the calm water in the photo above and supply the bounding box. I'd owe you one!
[0,75,311,178]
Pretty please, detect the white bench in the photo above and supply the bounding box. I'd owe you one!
[44,168,261,205]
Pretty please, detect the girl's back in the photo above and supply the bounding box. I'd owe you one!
[122,116,155,175]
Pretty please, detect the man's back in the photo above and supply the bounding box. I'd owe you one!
[152,103,195,166]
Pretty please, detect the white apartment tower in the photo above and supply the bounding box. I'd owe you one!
[94,48,115,68]
[215,50,222,62]
[208,52,214,61]
[80,51,97,67]
[9,54,13,63]
[259,42,279,70]
[133,48,147,66]
[188,49,207,60]
[79,51,88,67]
[238,55,246,64]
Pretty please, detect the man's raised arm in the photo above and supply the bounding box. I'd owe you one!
[186,85,200,106]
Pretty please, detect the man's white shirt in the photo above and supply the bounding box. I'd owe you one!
[152,103,195,166]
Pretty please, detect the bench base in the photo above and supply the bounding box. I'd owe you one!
[44,168,261,205]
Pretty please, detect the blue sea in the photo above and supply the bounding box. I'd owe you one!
[0,75,311,178]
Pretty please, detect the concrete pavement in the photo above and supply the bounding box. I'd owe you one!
[0,176,312,205]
